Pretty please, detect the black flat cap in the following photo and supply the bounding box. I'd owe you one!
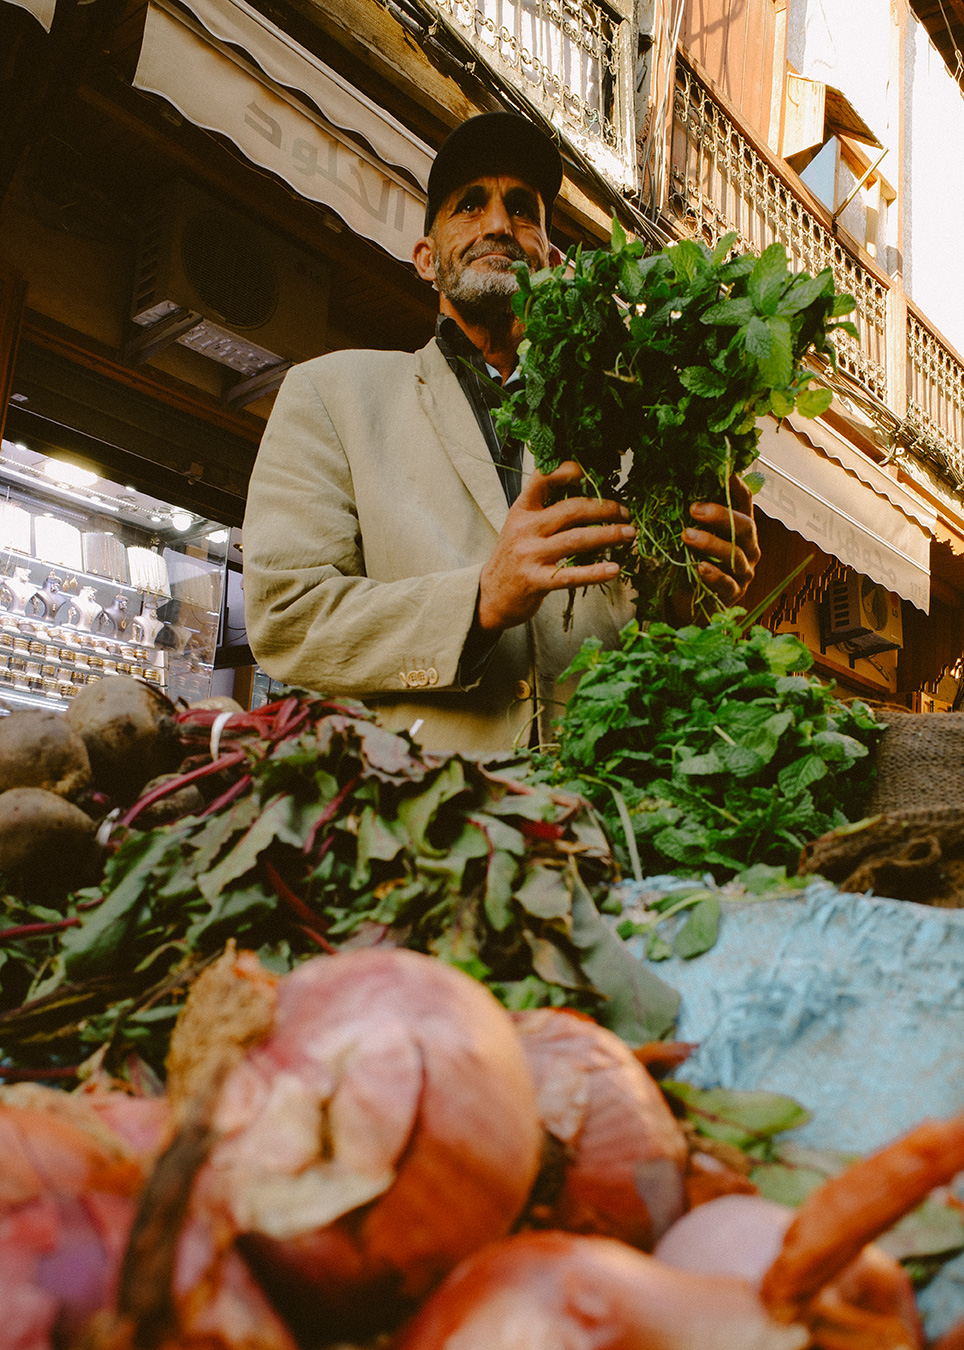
[423,111,563,235]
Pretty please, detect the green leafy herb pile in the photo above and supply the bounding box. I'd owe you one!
[0,694,679,1082]
[496,223,858,616]
[534,609,885,881]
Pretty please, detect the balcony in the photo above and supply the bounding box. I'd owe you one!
[669,55,964,497]
[423,0,636,187]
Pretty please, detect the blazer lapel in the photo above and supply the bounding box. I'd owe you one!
[414,339,509,534]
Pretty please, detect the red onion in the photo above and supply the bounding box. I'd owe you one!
[511,1007,687,1248]
[0,1085,297,1350]
[655,1193,793,1283]
[177,948,543,1339]
[0,1092,142,1349]
[392,1230,810,1350]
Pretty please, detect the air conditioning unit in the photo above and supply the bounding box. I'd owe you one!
[130,180,330,378]
[825,574,903,655]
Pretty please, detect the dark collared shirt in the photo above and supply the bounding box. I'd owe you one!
[436,315,524,505]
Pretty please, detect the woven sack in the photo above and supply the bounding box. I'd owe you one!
[865,711,964,814]
[800,804,964,907]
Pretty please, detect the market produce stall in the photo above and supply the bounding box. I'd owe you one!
[3,230,963,1347]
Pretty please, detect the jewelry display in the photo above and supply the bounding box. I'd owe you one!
[82,533,128,583]
[62,585,101,631]
[0,567,35,614]
[0,471,226,713]
[93,593,131,637]
[131,602,164,647]
[26,574,67,621]
[33,517,83,571]
[127,547,171,596]
[0,502,32,554]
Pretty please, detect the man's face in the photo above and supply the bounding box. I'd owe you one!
[413,175,558,323]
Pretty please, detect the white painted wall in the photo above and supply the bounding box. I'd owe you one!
[904,13,964,355]
[785,0,894,146]
[785,0,964,355]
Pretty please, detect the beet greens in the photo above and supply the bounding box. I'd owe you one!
[496,223,858,617]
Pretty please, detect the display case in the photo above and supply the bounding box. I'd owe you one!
[0,440,229,712]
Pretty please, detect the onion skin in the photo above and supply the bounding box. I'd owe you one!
[655,1194,793,1284]
[391,1230,810,1350]
[684,1150,759,1208]
[0,1097,143,1350]
[655,1193,923,1350]
[187,949,543,1339]
[0,1086,297,1350]
[511,1008,687,1249]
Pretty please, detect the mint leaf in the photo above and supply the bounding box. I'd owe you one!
[680,366,727,397]
[748,243,789,315]
[673,895,721,958]
[795,386,833,418]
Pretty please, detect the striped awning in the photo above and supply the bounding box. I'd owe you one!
[752,416,933,613]
[132,0,431,263]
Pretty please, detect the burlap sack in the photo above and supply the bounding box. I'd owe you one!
[801,805,964,907]
[865,711,964,814]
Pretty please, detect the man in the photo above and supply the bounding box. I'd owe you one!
[242,111,759,754]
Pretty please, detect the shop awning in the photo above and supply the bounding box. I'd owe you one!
[3,0,56,31]
[132,0,430,263]
[752,416,933,613]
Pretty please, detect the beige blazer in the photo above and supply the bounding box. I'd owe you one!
[242,338,633,755]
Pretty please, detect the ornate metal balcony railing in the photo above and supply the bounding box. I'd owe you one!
[904,308,964,488]
[669,59,888,405]
[427,0,633,183]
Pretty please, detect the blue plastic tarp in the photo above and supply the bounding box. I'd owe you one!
[616,878,964,1338]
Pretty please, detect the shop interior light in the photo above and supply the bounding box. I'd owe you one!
[171,510,194,532]
[206,528,229,543]
[43,459,99,489]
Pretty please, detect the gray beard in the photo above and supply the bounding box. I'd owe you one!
[433,251,525,324]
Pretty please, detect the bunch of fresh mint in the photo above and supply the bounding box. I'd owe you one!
[497,223,858,617]
[536,610,884,881]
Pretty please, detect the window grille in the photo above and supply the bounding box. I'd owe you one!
[428,0,633,184]
[906,312,964,486]
[670,61,888,404]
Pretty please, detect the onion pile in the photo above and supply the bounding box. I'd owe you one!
[392,1229,810,1350]
[170,946,543,1340]
[511,1007,687,1247]
[655,1194,923,1349]
[6,941,964,1349]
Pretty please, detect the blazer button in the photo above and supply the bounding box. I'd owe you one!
[514,679,532,700]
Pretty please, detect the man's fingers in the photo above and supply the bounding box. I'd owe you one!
[695,559,744,605]
[548,558,623,588]
[547,521,636,558]
[516,460,585,509]
[682,523,755,586]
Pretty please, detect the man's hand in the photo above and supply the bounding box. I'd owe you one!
[478,461,635,632]
[669,475,761,624]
